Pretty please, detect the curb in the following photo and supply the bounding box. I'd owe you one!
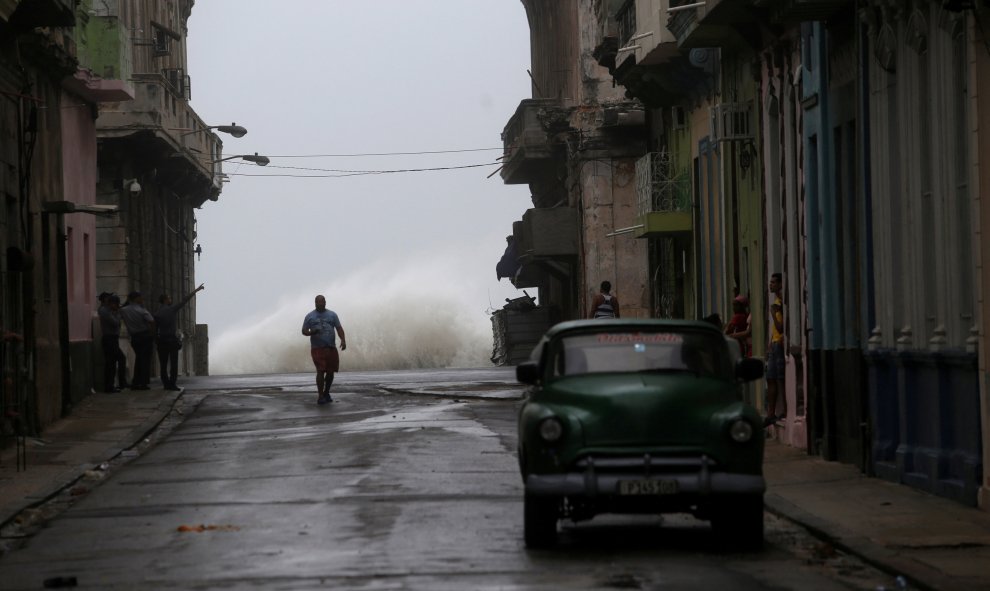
[380,385,524,401]
[764,492,951,591]
[0,390,185,529]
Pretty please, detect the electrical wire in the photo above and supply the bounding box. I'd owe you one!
[220,160,499,174]
[263,147,502,158]
[222,162,500,178]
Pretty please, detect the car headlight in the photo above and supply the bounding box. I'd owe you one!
[729,419,754,443]
[539,417,564,442]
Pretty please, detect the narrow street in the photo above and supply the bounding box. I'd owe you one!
[0,369,895,590]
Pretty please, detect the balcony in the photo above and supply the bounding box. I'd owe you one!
[70,5,135,103]
[667,1,755,50]
[504,208,579,289]
[515,207,579,261]
[613,44,716,108]
[752,0,850,23]
[97,80,222,203]
[634,152,692,238]
[4,0,75,28]
[500,99,563,185]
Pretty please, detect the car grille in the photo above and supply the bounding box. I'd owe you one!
[574,454,716,475]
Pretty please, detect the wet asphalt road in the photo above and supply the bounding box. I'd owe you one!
[0,369,892,590]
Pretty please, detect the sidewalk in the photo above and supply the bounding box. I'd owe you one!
[1,386,989,591]
[764,441,990,591]
[0,388,182,528]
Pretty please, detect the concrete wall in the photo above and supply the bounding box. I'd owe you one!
[579,158,650,318]
[0,64,69,430]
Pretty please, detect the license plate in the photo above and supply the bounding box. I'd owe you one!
[617,479,679,495]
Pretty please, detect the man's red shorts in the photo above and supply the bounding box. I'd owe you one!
[310,346,339,372]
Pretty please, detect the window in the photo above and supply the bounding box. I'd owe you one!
[552,330,732,379]
[616,0,636,46]
[152,25,171,57]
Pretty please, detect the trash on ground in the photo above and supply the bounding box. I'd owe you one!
[176,524,240,533]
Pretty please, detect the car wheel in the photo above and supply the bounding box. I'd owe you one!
[524,493,558,548]
[711,495,764,552]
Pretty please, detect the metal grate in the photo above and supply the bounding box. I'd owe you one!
[635,151,691,216]
[712,103,753,143]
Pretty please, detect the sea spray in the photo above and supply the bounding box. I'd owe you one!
[209,252,518,375]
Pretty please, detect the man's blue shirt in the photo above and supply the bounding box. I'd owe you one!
[303,309,340,348]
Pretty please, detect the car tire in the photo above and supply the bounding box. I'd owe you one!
[711,494,764,552]
[524,493,558,548]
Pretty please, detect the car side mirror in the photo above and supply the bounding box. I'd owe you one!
[736,357,764,382]
[516,361,540,385]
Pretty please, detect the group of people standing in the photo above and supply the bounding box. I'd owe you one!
[588,275,787,428]
[97,284,204,393]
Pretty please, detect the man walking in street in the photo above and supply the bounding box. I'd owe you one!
[154,283,205,391]
[765,273,786,427]
[301,294,346,405]
[119,291,155,390]
[588,280,620,319]
[97,293,128,392]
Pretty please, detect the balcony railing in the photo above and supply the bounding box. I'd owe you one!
[636,152,691,215]
[97,77,221,186]
[635,152,692,237]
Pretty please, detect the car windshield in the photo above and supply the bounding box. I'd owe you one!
[550,329,732,379]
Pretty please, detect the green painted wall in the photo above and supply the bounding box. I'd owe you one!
[75,0,132,81]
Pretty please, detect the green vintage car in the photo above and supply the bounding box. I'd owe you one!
[516,319,766,549]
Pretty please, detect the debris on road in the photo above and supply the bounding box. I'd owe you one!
[176,524,241,533]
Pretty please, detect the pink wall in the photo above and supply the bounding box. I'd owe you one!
[60,94,98,342]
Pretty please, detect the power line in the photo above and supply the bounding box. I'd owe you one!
[226,161,498,174]
[260,147,502,158]
[222,162,500,178]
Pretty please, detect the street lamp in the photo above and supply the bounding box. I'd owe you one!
[212,152,270,166]
[178,122,248,138]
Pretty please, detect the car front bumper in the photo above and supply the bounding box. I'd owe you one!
[525,455,765,498]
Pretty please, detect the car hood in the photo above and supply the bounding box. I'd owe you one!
[546,373,738,447]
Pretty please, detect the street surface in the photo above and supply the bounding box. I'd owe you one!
[0,369,897,590]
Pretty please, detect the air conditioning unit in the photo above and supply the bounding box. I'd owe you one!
[711,103,752,143]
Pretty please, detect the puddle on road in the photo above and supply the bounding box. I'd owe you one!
[336,403,498,438]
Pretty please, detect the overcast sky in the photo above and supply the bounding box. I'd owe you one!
[185,1,534,373]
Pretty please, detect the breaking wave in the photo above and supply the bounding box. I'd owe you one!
[209,253,513,375]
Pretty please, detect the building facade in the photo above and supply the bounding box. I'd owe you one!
[0,0,221,442]
[91,0,222,380]
[501,0,989,510]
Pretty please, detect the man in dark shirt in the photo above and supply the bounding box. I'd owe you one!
[154,283,204,391]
